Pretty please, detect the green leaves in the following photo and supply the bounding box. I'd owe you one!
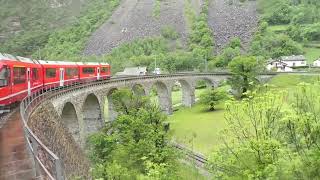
[88,89,178,179]
[199,88,228,111]
[208,83,320,179]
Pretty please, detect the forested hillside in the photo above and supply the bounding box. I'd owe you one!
[0,0,86,56]
[0,0,120,58]
[250,0,320,61]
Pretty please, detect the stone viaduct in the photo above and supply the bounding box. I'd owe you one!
[22,73,276,179]
[49,73,274,146]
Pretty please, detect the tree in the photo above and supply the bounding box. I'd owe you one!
[207,84,320,179]
[88,89,178,179]
[207,90,287,179]
[227,56,262,98]
[199,88,228,111]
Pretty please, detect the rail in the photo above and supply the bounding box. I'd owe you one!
[19,72,279,179]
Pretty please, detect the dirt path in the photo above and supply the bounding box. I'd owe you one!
[0,111,36,180]
[83,0,189,56]
[208,0,258,53]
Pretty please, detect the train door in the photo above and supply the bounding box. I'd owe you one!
[59,68,64,86]
[27,68,31,96]
[97,67,100,80]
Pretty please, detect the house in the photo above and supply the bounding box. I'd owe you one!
[280,55,307,67]
[313,58,320,67]
[115,67,147,76]
[266,59,293,72]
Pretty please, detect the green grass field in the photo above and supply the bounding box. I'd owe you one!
[169,103,226,155]
[176,163,207,180]
[268,74,320,88]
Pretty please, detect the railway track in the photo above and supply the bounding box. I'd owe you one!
[173,143,208,167]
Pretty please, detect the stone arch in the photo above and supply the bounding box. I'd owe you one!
[61,102,81,144]
[152,81,172,114]
[196,77,218,88]
[177,79,195,107]
[132,83,146,96]
[106,87,119,121]
[82,93,103,136]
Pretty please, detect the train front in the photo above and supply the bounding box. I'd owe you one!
[0,61,11,106]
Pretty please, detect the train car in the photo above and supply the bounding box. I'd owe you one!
[1,53,112,107]
[39,60,79,88]
[0,53,43,106]
[77,62,100,82]
[99,62,111,80]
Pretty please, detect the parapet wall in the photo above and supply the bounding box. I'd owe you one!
[28,101,90,179]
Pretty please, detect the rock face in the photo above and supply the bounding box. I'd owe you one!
[208,0,258,53]
[83,0,189,56]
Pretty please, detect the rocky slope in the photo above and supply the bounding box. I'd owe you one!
[208,0,258,53]
[83,0,189,56]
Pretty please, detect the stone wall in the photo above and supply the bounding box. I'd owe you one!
[29,101,90,179]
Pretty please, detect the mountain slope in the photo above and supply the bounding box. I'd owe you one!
[84,0,189,56]
[208,0,258,53]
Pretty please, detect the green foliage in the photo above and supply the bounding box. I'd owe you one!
[153,0,161,18]
[161,26,180,40]
[187,0,214,67]
[88,89,178,179]
[208,83,320,179]
[0,0,86,56]
[41,0,120,59]
[250,22,304,59]
[199,88,228,111]
[228,56,263,98]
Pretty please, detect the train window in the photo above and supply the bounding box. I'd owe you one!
[32,68,39,80]
[66,68,79,78]
[46,68,56,78]
[13,67,26,84]
[82,67,95,74]
[0,66,10,87]
[101,67,108,73]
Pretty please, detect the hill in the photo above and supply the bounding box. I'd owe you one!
[0,0,89,56]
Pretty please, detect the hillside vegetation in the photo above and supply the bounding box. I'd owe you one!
[0,0,120,58]
[250,0,320,61]
[0,0,87,56]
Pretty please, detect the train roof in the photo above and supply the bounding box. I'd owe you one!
[1,53,110,66]
[0,53,39,64]
[38,60,78,65]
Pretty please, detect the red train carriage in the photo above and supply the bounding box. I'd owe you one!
[39,60,79,88]
[99,63,111,80]
[0,54,43,106]
[77,62,111,82]
[0,53,112,107]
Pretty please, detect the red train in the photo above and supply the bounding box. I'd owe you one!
[0,53,111,106]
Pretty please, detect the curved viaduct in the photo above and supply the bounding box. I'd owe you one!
[21,73,275,179]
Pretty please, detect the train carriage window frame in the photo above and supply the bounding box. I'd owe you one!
[0,66,10,87]
[32,68,39,80]
[46,68,56,78]
[82,67,95,74]
[13,67,26,85]
[66,68,79,78]
[101,67,109,73]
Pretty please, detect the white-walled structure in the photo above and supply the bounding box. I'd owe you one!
[313,59,320,67]
[266,60,293,72]
[280,55,307,67]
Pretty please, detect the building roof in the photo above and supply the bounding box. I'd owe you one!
[116,67,147,76]
[280,55,306,61]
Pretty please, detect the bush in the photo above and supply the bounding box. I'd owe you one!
[161,26,180,40]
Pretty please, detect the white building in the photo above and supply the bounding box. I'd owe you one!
[280,55,307,67]
[115,67,147,76]
[266,60,293,72]
[313,59,320,67]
